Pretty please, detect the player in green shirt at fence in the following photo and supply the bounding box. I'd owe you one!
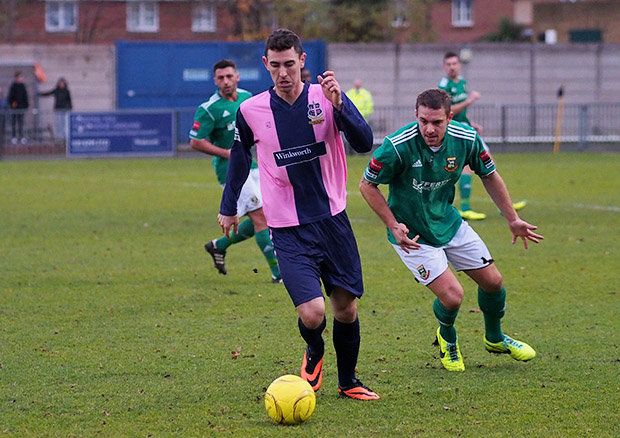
[360,88,543,372]
[189,59,281,283]
[439,51,526,220]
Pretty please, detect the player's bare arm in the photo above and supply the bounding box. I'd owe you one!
[190,138,231,159]
[317,71,343,111]
[481,172,544,249]
[451,90,480,115]
[359,177,420,253]
[217,213,239,238]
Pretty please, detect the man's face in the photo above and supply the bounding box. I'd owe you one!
[416,105,452,147]
[443,56,461,80]
[213,66,239,98]
[263,48,306,95]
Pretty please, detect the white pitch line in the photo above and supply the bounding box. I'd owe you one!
[31,174,220,189]
[26,177,620,213]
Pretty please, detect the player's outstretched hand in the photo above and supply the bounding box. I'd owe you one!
[508,218,544,249]
[317,71,343,111]
[391,223,421,254]
[218,213,239,238]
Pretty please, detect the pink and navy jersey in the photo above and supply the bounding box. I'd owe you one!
[220,82,372,228]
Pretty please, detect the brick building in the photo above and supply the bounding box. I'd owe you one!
[2,1,618,45]
[1,0,247,44]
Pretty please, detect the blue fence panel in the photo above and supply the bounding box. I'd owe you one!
[116,40,326,143]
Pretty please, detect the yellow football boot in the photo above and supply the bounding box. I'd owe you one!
[436,328,465,371]
[484,335,536,361]
[459,209,487,221]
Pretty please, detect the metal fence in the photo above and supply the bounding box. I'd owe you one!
[2,103,620,158]
[370,103,620,149]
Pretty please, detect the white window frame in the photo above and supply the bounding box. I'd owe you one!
[192,3,216,33]
[452,0,473,28]
[127,1,159,33]
[45,1,78,32]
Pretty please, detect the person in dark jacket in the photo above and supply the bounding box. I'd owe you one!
[7,71,29,144]
[39,77,72,140]
[0,86,8,156]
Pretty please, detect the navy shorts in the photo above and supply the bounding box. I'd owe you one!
[270,211,364,307]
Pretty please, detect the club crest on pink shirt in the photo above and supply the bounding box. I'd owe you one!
[307,101,325,125]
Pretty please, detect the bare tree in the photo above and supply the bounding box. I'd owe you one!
[226,0,275,41]
[75,1,106,43]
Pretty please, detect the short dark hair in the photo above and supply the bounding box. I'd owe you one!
[443,51,459,61]
[416,88,452,115]
[213,59,236,74]
[264,28,303,57]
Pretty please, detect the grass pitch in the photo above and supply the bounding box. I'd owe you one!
[1,152,619,437]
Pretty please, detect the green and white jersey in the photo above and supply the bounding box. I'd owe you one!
[364,121,495,247]
[189,88,256,185]
[438,76,470,124]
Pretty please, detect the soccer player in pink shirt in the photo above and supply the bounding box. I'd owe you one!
[218,29,379,400]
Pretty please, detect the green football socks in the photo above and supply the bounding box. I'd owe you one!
[478,286,506,343]
[433,298,459,343]
[215,218,255,251]
[459,174,472,211]
[254,228,280,278]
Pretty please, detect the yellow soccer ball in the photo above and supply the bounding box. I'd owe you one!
[264,374,316,425]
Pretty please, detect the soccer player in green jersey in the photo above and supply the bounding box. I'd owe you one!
[439,51,485,220]
[439,51,526,220]
[190,59,281,282]
[360,88,543,371]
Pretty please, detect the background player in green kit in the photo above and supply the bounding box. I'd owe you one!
[190,59,281,282]
[439,51,526,220]
[359,88,543,372]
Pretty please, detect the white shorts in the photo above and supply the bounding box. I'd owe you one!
[222,168,263,217]
[392,220,493,286]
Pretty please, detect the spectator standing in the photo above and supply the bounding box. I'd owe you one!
[7,72,29,144]
[346,79,374,122]
[39,77,72,140]
[0,86,8,157]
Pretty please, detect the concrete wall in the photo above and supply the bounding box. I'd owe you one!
[2,42,620,114]
[0,44,115,112]
[329,42,620,107]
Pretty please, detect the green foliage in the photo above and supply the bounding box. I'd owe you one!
[1,153,619,437]
[482,17,529,42]
[274,0,394,42]
[330,0,392,42]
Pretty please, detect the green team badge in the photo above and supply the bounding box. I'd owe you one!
[444,156,459,172]
[417,264,430,280]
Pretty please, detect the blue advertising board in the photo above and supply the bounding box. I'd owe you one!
[116,40,326,143]
[67,111,174,157]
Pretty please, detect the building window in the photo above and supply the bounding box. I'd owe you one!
[192,4,216,32]
[452,0,473,27]
[127,1,159,32]
[45,1,78,32]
